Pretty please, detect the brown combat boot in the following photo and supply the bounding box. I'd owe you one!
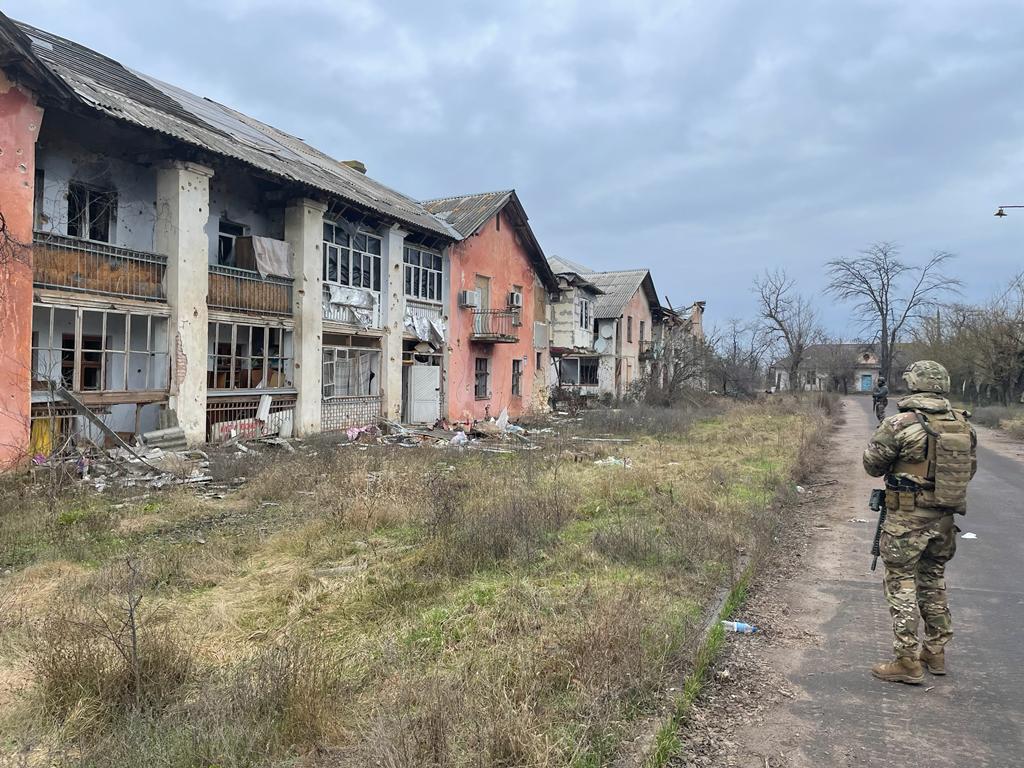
[920,648,946,675]
[871,657,924,684]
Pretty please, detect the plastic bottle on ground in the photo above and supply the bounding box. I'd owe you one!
[721,620,758,634]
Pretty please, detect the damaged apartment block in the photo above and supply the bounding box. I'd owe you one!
[0,15,456,464]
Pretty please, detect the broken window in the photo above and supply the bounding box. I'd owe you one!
[67,182,116,243]
[512,358,523,397]
[578,297,592,330]
[404,246,443,302]
[627,316,634,343]
[322,347,381,398]
[217,219,246,266]
[207,322,294,390]
[580,357,598,386]
[474,357,490,399]
[33,169,45,230]
[639,320,646,343]
[559,357,598,387]
[323,222,381,291]
[32,306,169,392]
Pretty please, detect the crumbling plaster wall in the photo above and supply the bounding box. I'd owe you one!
[34,130,158,252]
[207,169,284,264]
[0,69,42,466]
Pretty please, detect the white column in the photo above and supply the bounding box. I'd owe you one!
[284,198,327,437]
[380,224,408,421]
[155,162,213,445]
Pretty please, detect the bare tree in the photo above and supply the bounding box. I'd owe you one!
[819,336,858,394]
[825,243,960,382]
[753,269,821,390]
[707,319,772,397]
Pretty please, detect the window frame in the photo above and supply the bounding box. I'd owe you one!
[403,245,444,304]
[578,296,592,330]
[511,358,523,397]
[66,182,117,244]
[32,306,169,393]
[626,316,634,343]
[322,221,382,292]
[207,322,294,391]
[322,346,381,399]
[217,219,246,267]
[579,357,599,386]
[474,356,490,400]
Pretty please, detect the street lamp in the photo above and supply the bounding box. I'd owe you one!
[994,205,1024,217]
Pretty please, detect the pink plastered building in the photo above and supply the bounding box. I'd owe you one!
[422,191,558,423]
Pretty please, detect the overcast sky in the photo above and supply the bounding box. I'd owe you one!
[9,0,1024,334]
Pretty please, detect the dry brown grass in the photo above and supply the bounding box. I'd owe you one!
[0,396,831,767]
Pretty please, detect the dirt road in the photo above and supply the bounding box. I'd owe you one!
[671,395,1024,767]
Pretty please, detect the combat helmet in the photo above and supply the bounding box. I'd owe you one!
[902,360,950,395]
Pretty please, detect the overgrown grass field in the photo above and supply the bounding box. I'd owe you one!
[0,396,831,767]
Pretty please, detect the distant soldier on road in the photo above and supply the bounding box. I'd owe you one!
[862,360,977,684]
[872,377,889,422]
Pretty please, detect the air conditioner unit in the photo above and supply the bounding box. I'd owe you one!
[508,291,524,308]
[458,290,480,308]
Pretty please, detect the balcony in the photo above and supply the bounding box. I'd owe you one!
[208,265,292,316]
[322,286,381,328]
[32,232,167,302]
[638,340,654,361]
[471,309,520,343]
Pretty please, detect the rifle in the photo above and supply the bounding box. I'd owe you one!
[869,488,886,571]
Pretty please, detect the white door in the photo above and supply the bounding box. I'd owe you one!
[409,365,440,423]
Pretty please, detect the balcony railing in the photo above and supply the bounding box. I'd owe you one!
[322,286,381,327]
[32,232,167,302]
[471,309,520,343]
[208,265,292,316]
[639,340,653,360]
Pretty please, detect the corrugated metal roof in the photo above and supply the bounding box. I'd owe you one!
[420,190,559,291]
[548,255,594,276]
[420,190,513,238]
[588,270,652,318]
[8,18,453,238]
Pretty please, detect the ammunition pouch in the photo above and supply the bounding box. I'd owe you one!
[885,476,920,513]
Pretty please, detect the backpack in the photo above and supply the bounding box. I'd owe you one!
[921,410,973,510]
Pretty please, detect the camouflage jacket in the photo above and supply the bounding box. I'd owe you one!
[863,392,977,492]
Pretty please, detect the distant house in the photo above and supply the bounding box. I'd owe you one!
[421,190,559,423]
[771,344,910,393]
[547,267,605,396]
[548,256,670,399]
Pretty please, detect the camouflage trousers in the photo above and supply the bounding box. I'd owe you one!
[879,510,957,659]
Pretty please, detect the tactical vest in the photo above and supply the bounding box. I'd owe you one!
[893,409,973,510]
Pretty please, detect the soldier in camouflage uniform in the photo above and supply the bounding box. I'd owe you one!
[862,360,977,684]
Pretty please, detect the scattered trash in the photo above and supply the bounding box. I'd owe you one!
[449,431,469,446]
[848,518,869,524]
[721,620,758,634]
[961,532,977,539]
[495,407,509,432]
[594,456,632,468]
[795,485,806,494]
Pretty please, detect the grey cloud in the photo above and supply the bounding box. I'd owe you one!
[10,0,1024,333]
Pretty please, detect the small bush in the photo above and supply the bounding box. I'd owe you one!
[32,611,194,721]
[423,468,571,573]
